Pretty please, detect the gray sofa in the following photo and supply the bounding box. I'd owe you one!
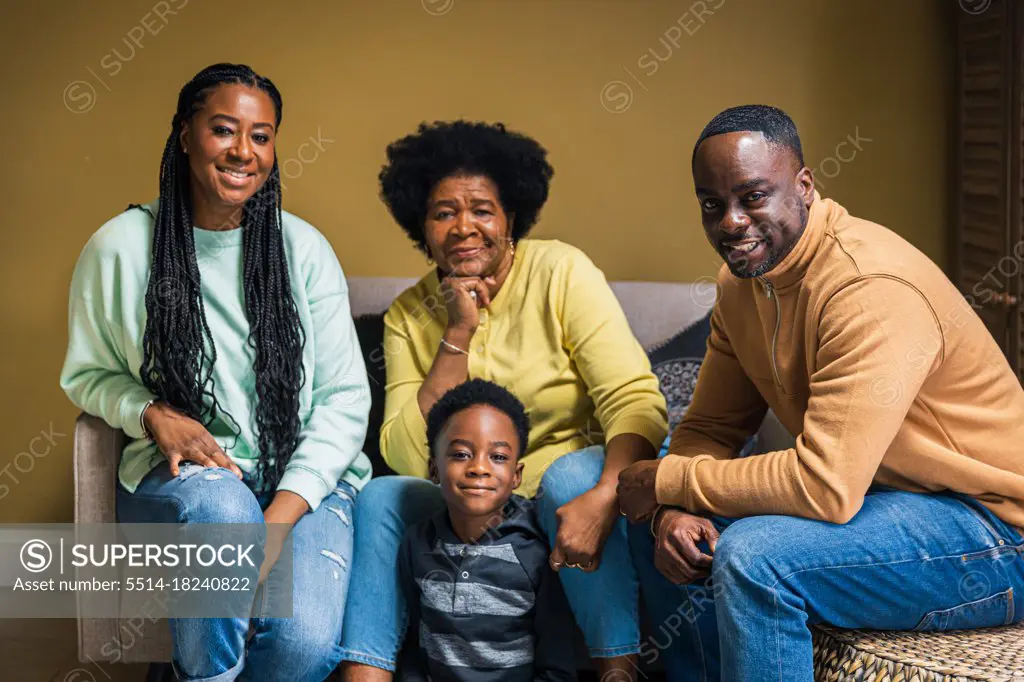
[73,277,795,665]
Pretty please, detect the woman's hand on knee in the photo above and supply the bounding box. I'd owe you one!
[144,401,243,478]
[549,485,619,573]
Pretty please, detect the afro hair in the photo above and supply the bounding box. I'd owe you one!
[379,120,554,254]
[426,379,530,459]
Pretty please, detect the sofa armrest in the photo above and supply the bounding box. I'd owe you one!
[73,412,125,524]
[73,412,128,662]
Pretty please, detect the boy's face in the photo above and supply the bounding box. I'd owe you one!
[431,404,524,518]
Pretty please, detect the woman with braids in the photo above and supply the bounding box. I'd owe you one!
[60,63,371,682]
[339,121,668,681]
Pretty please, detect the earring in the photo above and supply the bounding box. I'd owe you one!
[510,241,516,257]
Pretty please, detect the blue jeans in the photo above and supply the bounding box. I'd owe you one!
[628,487,1024,682]
[117,462,356,682]
[339,445,641,670]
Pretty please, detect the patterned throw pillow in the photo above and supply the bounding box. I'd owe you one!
[646,312,758,457]
[646,313,712,433]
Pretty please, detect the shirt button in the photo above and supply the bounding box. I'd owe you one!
[459,547,466,556]
[461,571,469,579]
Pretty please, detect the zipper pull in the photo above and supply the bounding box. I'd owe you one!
[760,277,774,299]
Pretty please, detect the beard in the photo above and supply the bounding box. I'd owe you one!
[723,202,809,280]
[724,241,782,279]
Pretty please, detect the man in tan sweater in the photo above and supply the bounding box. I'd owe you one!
[618,105,1024,682]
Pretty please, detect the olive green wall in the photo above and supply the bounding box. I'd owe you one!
[0,0,954,522]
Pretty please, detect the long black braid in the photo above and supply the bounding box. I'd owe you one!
[137,63,306,493]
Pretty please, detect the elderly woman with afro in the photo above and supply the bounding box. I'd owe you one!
[338,121,668,681]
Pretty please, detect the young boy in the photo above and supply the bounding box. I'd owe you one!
[397,379,577,681]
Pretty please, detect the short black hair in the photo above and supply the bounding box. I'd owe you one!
[379,120,554,254]
[426,379,530,459]
[691,105,804,168]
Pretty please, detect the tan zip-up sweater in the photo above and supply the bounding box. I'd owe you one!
[656,194,1024,529]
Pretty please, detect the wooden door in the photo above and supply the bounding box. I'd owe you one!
[955,0,1021,378]
[1013,0,1024,380]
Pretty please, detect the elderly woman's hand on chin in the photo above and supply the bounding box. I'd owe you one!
[439,272,494,332]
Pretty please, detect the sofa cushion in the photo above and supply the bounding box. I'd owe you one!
[608,281,715,348]
[353,312,394,477]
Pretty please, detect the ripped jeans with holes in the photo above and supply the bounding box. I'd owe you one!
[627,486,1024,682]
[117,461,357,682]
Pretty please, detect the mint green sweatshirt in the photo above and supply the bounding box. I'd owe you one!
[60,201,372,511]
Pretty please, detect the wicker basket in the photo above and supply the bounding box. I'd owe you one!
[812,623,1024,681]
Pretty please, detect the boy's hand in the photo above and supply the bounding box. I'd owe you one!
[549,485,618,573]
